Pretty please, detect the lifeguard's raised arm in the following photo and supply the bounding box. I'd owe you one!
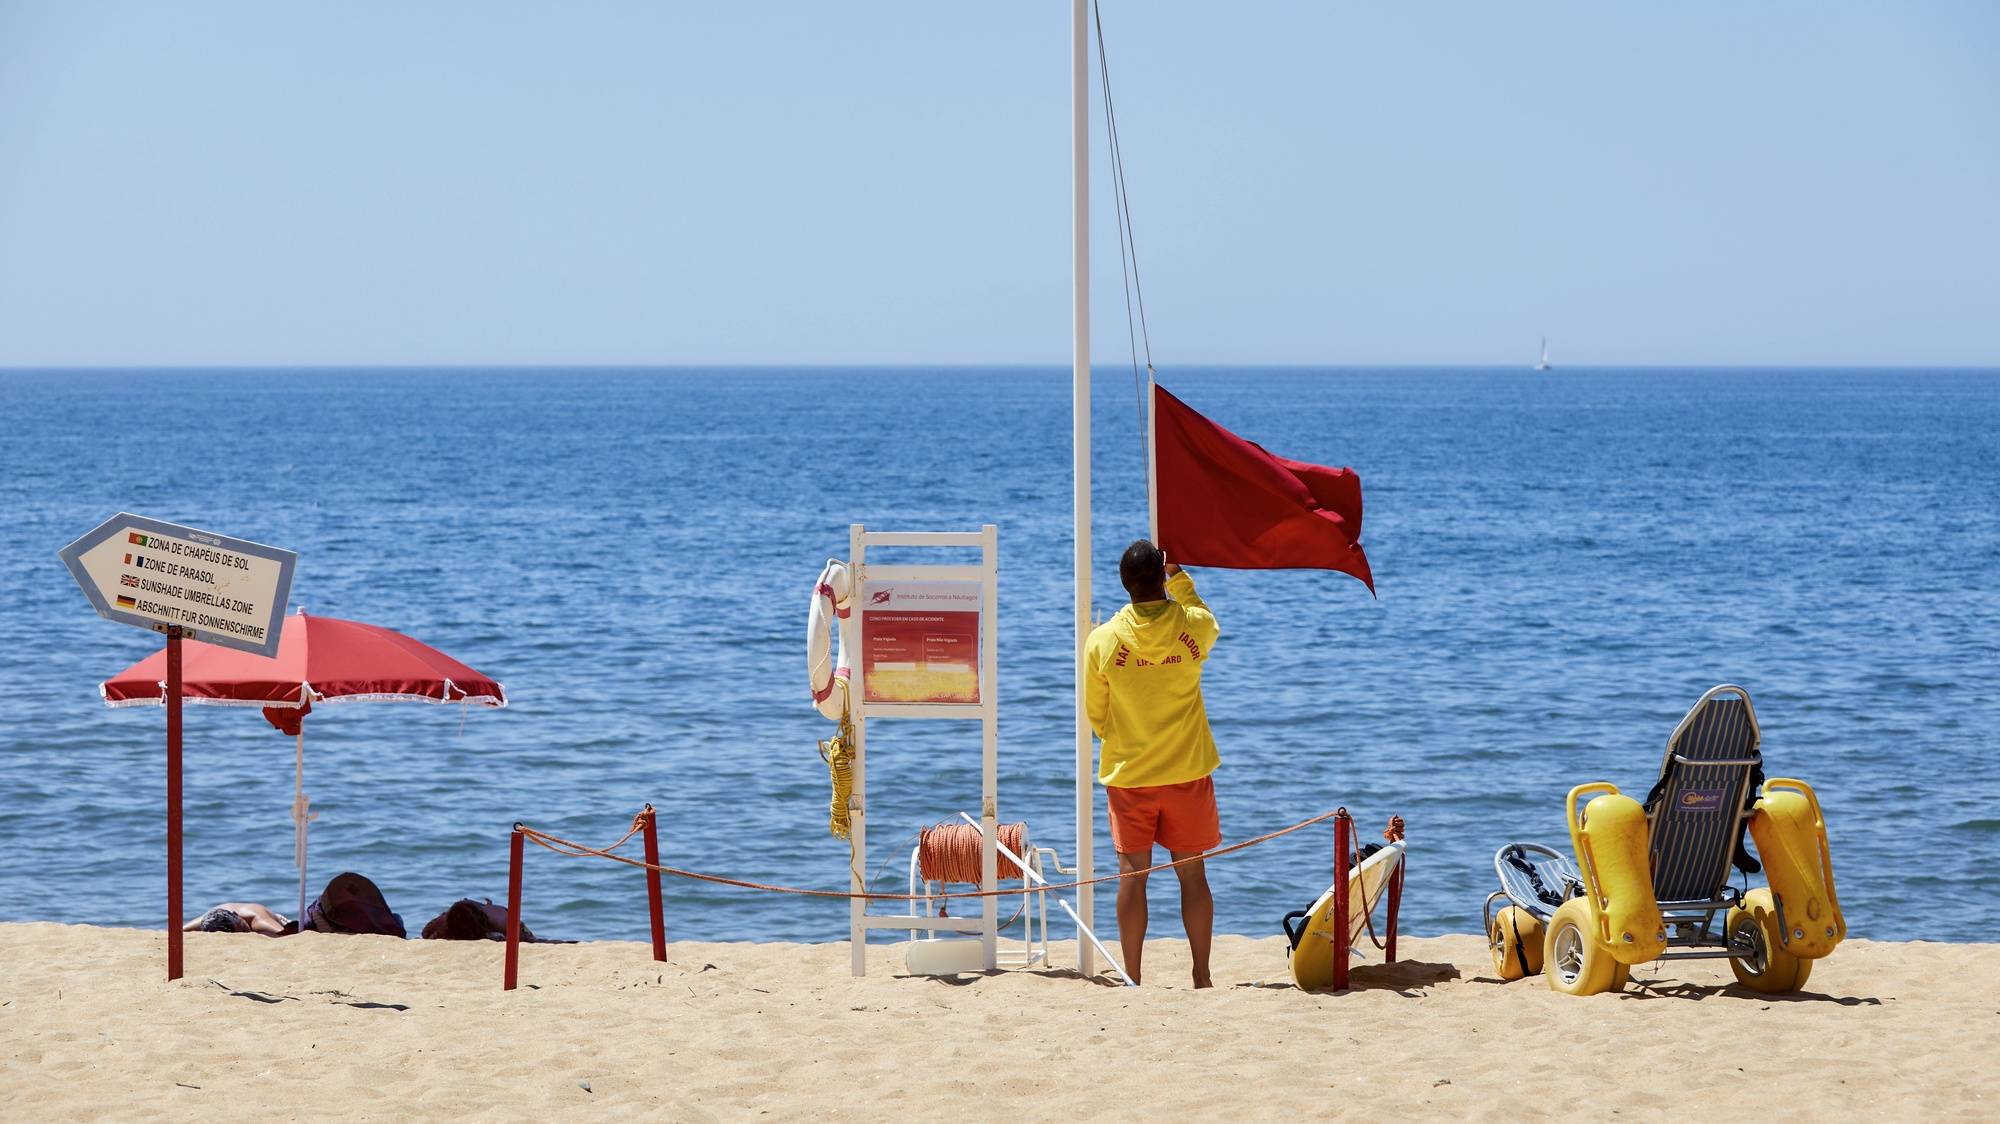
[1167,571,1219,656]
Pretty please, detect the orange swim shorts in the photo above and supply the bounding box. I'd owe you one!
[1106,775,1220,855]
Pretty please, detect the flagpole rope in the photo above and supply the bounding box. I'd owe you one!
[515,808,1344,902]
[1095,0,1156,470]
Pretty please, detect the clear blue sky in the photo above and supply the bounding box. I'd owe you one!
[1,1,1994,367]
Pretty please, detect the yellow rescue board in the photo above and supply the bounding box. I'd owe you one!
[1289,840,1404,990]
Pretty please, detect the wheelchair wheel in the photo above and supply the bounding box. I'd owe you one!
[1727,888,1812,994]
[1489,905,1543,981]
[1543,899,1619,996]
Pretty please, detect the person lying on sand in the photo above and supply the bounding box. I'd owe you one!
[183,902,294,936]
[421,898,537,942]
[303,872,407,937]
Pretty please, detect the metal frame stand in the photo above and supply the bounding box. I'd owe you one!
[907,833,1050,970]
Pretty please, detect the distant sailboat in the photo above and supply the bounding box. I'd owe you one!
[1535,337,1551,371]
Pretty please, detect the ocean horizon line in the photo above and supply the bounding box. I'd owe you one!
[5,362,1999,375]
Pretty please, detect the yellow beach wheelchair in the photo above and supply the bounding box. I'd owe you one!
[1484,685,1844,996]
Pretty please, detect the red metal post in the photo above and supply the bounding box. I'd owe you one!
[1384,858,1404,964]
[641,804,666,963]
[165,627,184,982]
[504,826,524,991]
[1332,808,1351,992]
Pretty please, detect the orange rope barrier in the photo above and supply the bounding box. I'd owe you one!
[516,807,1344,902]
[571,812,648,858]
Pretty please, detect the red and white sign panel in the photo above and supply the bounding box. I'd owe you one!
[860,580,981,705]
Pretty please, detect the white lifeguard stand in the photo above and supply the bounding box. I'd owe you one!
[844,523,1000,975]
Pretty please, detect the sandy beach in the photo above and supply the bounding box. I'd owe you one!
[2,924,1993,1120]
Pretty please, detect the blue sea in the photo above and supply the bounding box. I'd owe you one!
[2,368,1995,947]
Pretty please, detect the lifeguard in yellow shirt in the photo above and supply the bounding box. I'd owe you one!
[1086,539,1221,988]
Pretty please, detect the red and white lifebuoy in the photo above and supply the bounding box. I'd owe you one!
[808,559,856,719]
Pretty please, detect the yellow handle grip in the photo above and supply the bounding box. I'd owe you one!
[1564,782,1622,930]
[1763,777,1841,928]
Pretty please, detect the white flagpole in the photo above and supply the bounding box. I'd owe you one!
[1070,0,1095,980]
[1147,371,1159,544]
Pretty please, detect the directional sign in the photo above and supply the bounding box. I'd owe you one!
[59,513,297,658]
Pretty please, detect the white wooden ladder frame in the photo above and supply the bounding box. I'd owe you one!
[846,523,1000,976]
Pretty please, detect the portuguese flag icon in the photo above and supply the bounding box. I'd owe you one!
[127,532,147,546]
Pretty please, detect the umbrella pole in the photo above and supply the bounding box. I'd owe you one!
[166,627,183,981]
[293,731,308,930]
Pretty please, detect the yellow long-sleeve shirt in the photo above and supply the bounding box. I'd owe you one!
[1085,571,1221,787]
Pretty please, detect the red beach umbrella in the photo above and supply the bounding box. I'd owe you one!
[101,611,507,925]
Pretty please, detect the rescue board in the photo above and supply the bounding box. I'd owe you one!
[1288,840,1405,990]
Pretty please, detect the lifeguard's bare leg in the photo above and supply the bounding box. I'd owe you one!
[1116,850,1151,985]
[1171,852,1213,988]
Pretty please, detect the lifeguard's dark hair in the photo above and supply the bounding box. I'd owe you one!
[1120,539,1166,597]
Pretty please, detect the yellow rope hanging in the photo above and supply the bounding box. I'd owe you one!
[818,686,856,840]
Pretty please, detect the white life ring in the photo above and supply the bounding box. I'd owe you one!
[808,559,857,719]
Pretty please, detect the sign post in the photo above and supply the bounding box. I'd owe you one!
[59,513,297,981]
[165,626,183,980]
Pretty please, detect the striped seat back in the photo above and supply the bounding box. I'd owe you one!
[1648,690,1760,904]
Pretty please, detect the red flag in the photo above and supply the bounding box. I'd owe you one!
[1153,383,1375,594]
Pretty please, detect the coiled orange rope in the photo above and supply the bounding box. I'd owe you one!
[517,807,1344,901]
[917,821,1028,883]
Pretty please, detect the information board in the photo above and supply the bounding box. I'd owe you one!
[59,513,297,658]
[860,580,982,705]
